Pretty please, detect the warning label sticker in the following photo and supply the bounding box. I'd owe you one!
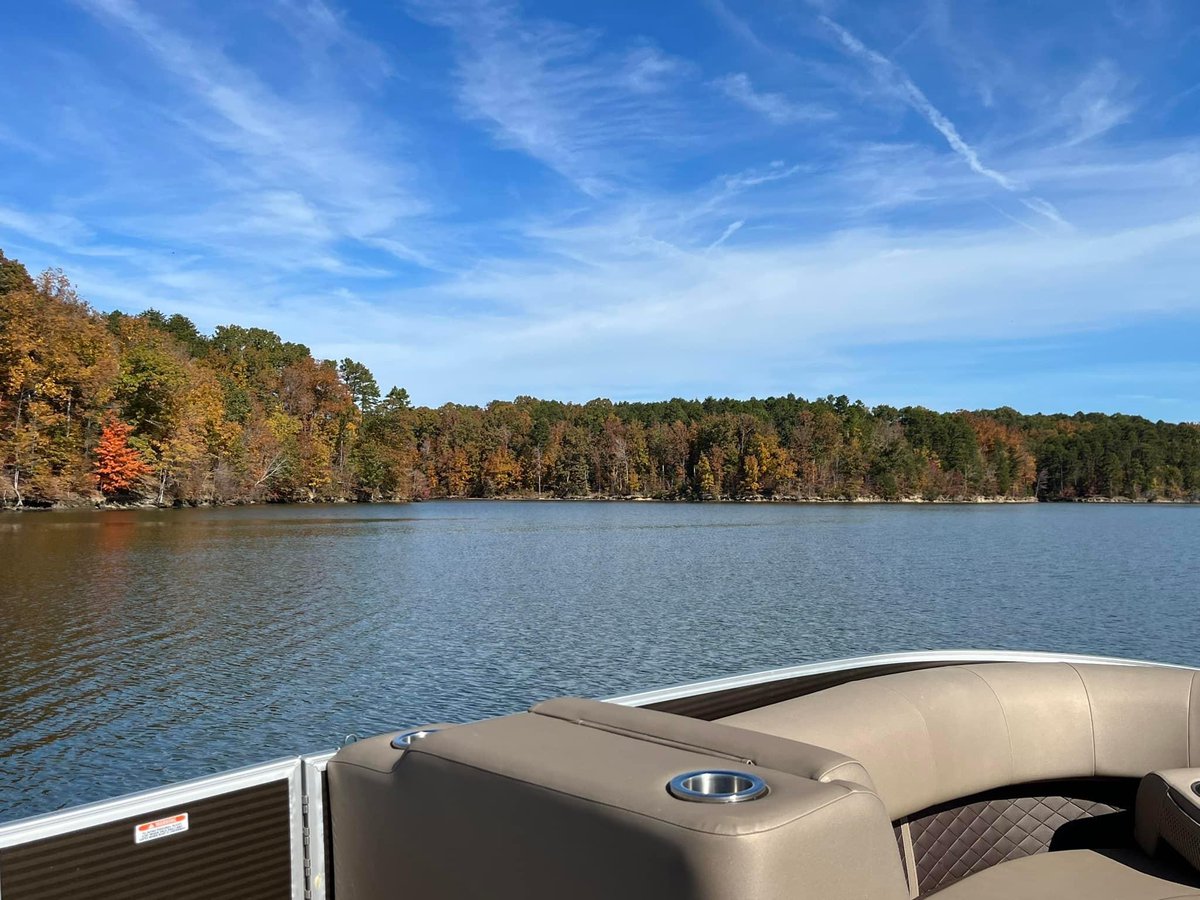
[134,813,189,844]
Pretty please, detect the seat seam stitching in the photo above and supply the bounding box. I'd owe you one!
[1066,663,1097,777]
[963,666,1016,785]
[817,759,868,783]
[876,681,938,805]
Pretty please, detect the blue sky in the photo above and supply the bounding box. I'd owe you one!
[1,0,1199,419]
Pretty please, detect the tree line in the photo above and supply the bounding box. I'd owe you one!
[2,250,1198,507]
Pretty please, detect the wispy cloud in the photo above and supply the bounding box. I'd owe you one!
[701,0,780,59]
[0,125,51,162]
[1058,61,1135,146]
[73,0,429,261]
[269,0,395,85]
[0,206,92,247]
[922,0,1009,109]
[337,209,1200,406]
[414,0,692,196]
[713,73,829,124]
[820,15,1070,228]
[511,161,805,270]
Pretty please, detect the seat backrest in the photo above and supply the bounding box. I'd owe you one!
[720,662,1200,820]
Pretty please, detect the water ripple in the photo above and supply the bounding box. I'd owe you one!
[2,501,1198,821]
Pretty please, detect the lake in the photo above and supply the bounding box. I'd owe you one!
[1,500,1198,821]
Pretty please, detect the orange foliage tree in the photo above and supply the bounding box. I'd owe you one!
[93,418,149,495]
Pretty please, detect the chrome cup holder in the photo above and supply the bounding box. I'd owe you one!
[667,770,768,803]
[390,728,441,749]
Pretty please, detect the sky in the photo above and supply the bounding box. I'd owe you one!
[1,0,1199,419]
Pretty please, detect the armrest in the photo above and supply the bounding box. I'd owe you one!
[531,696,875,790]
[328,711,908,900]
[1136,768,1200,870]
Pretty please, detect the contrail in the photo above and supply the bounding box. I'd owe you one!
[822,16,1069,228]
[708,219,745,251]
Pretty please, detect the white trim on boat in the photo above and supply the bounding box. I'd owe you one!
[604,649,1198,708]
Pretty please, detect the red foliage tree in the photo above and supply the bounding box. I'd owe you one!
[93,418,149,495]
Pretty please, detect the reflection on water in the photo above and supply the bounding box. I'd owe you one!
[1,501,1198,820]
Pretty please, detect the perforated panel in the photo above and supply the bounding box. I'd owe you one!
[1161,790,1200,872]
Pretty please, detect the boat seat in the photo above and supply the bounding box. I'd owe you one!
[327,710,911,900]
[719,662,1200,821]
[928,848,1200,899]
[325,662,1200,899]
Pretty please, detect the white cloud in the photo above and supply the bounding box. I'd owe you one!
[73,0,431,260]
[269,0,395,85]
[295,187,1200,404]
[412,0,694,195]
[820,15,1070,228]
[0,206,93,247]
[713,73,829,124]
[701,0,785,59]
[1058,61,1136,146]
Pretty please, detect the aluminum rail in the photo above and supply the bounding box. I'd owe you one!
[604,648,1198,708]
[303,751,336,900]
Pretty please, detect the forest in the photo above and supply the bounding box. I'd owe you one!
[2,250,1199,508]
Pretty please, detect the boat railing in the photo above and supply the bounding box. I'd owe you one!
[0,750,336,900]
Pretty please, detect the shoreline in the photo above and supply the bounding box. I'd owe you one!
[4,494,1199,512]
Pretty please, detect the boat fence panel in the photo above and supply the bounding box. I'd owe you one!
[302,752,336,900]
[0,757,305,900]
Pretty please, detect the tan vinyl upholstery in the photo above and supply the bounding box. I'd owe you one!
[327,711,909,900]
[929,849,1200,899]
[327,661,1200,899]
[720,663,1200,821]
[532,696,875,789]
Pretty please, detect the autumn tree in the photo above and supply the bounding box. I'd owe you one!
[695,455,717,500]
[93,418,149,495]
[0,250,35,296]
[1,266,118,505]
[481,446,520,495]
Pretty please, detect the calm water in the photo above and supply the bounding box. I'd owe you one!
[1,501,1198,820]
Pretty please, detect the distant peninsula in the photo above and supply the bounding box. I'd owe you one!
[2,250,1198,509]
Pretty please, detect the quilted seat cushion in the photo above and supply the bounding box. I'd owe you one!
[931,849,1200,899]
[909,795,1119,894]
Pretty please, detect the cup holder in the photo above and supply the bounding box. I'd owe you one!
[667,770,768,803]
[390,728,441,749]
